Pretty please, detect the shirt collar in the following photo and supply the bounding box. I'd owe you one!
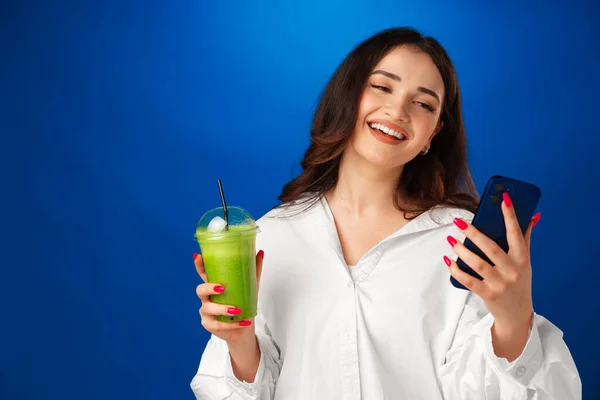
[318,194,473,239]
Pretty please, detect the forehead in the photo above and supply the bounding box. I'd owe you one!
[372,46,444,95]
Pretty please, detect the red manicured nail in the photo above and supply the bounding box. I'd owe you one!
[453,218,468,230]
[239,320,252,327]
[443,255,452,267]
[447,235,457,247]
[193,252,199,260]
[532,212,541,227]
[214,285,225,293]
[228,307,242,315]
[257,250,264,259]
[502,192,512,208]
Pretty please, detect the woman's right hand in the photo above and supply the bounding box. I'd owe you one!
[193,251,264,345]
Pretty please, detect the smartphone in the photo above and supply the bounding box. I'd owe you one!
[450,175,542,290]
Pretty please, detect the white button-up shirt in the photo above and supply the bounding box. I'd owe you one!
[191,195,581,399]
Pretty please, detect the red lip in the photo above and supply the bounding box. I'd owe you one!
[368,125,404,145]
[368,119,409,139]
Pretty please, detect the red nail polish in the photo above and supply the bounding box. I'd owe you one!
[453,218,468,230]
[502,192,512,208]
[239,320,252,327]
[193,252,199,260]
[228,307,242,315]
[532,212,541,227]
[257,250,264,259]
[214,285,225,293]
[447,235,457,247]
[443,255,452,266]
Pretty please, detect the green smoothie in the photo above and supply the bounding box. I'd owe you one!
[195,207,258,323]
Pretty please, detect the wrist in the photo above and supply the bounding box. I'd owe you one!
[227,332,258,355]
[491,312,533,362]
[494,311,534,338]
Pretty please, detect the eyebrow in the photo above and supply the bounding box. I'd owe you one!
[371,70,441,103]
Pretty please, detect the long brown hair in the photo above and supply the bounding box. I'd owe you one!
[277,27,479,218]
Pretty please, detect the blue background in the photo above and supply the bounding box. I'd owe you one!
[2,1,599,399]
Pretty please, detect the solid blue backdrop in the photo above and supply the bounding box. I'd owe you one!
[2,1,599,399]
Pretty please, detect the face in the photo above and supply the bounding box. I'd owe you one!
[348,45,445,170]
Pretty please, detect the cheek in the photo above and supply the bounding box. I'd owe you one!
[357,92,381,121]
[413,112,440,139]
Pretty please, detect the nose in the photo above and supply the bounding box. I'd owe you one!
[384,96,410,122]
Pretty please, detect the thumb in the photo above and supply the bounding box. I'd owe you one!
[524,212,541,253]
[193,253,207,283]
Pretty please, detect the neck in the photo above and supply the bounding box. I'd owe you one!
[326,150,404,217]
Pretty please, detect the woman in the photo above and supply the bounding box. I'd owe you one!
[190,27,581,399]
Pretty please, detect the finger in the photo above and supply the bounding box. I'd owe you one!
[447,235,502,285]
[196,283,226,303]
[501,192,527,261]
[200,302,243,318]
[201,315,253,332]
[193,253,207,282]
[444,255,488,297]
[523,212,541,253]
[256,250,264,292]
[453,217,509,267]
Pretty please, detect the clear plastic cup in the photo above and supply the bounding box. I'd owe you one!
[194,206,259,322]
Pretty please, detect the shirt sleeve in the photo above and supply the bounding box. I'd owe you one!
[438,293,582,400]
[190,311,282,400]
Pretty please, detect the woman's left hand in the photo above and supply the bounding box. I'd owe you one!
[444,192,541,334]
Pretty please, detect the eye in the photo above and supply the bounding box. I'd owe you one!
[414,101,435,112]
[370,84,391,93]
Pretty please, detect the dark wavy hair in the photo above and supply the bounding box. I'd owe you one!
[277,27,479,218]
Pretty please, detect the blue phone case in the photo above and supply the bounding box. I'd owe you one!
[450,175,542,290]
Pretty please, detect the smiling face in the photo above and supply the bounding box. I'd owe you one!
[347,45,446,170]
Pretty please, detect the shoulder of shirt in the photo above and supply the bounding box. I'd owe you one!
[424,205,474,227]
[256,192,321,225]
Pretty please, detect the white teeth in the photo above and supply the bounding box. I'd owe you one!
[369,122,405,140]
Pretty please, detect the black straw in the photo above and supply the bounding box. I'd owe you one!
[217,179,229,230]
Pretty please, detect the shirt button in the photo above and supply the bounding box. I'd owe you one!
[346,332,351,339]
[347,281,353,287]
[516,366,526,377]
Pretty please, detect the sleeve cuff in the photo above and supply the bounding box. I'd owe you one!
[194,335,265,399]
[476,312,544,386]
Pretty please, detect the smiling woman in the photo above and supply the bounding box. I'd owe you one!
[190,27,581,399]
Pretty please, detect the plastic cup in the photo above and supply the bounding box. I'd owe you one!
[194,206,259,322]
